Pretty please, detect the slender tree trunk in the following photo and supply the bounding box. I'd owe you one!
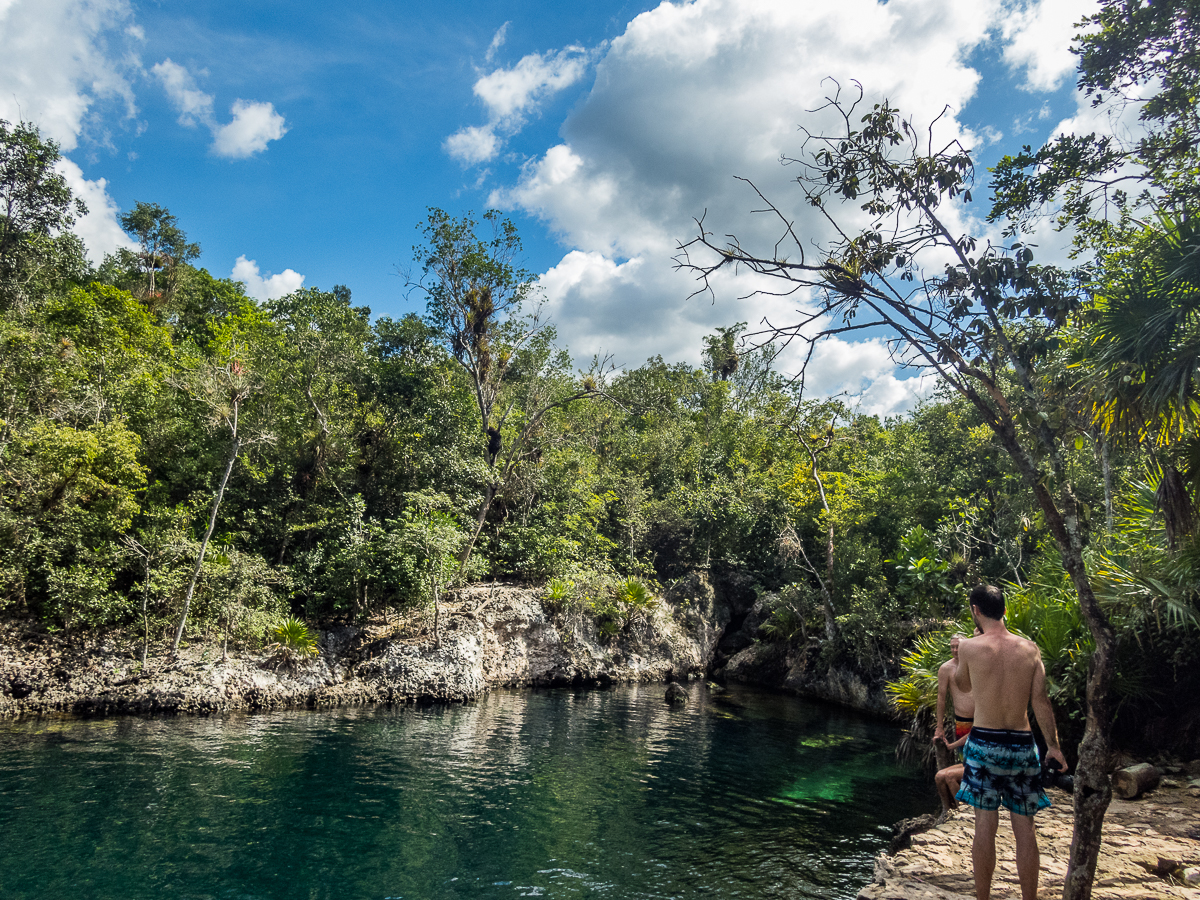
[141,560,151,667]
[171,435,241,654]
[1095,434,1114,533]
[1059,532,1116,900]
[989,420,1115,900]
[824,513,835,619]
[276,518,291,565]
[797,429,839,641]
[459,483,496,570]
[1062,597,1116,897]
[433,581,441,648]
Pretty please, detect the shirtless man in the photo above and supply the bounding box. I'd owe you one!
[932,631,977,810]
[955,584,1067,900]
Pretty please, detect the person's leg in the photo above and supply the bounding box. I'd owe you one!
[947,763,963,797]
[972,807,1000,900]
[1010,811,1039,900]
[935,766,959,810]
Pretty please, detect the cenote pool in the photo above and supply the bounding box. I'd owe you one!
[0,683,933,899]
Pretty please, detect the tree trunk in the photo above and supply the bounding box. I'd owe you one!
[459,483,495,571]
[986,416,1116,900]
[1112,764,1159,799]
[1053,513,1116,900]
[934,738,954,771]
[141,560,151,667]
[1100,437,1114,534]
[796,431,839,641]
[171,435,241,654]
[1089,432,1115,533]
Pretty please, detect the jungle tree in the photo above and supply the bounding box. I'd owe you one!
[406,208,612,570]
[0,119,87,309]
[170,309,278,653]
[118,202,200,312]
[676,85,1115,899]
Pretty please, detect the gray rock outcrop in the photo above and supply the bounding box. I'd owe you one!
[0,582,714,717]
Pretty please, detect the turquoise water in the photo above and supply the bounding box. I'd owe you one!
[0,684,932,899]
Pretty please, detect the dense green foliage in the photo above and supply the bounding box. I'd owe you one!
[0,133,1075,666]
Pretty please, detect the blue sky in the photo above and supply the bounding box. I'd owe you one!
[2,0,1105,413]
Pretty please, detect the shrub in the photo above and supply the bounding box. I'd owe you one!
[543,577,576,611]
[759,582,820,643]
[269,617,319,659]
[582,576,658,638]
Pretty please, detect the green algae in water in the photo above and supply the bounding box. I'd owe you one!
[779,733,902,803]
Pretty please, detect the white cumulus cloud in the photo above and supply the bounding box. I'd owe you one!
[475,45,592,120]
[152,59,288,158]
[443,125,501,166]
[483,0,1001,413]
[0,0,139,262]
[469,0,1120,415]
[1001,0,1098,92]
[211,100,288,159]
[0,0,138,150]
[55,158,137,263]
[232,255,304,301]
[445,44,596,164]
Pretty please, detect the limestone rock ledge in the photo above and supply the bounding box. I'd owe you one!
[860,785,1200,900]
[0,582,715,717]
[720,639,897,718]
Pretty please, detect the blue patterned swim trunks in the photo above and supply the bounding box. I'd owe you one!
[955,727,1051,816]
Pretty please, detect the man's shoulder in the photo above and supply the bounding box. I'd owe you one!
[1003,630,1041,659]
[957,636,981,656]
[938,658,957,676]
[1005,629,1038,649]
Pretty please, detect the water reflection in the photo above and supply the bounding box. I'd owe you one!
[0,683,932,900]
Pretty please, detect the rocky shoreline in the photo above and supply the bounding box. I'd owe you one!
[864,778,1200,900]
[0,574,903,721]
[0,582,727,717]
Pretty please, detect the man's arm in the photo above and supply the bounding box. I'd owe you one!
[945,729,971,750]
[1030,654,1068,770]
[933,662,950,744]
[954,644,972,695]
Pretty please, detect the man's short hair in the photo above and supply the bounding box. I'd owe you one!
[969,583,1005,620]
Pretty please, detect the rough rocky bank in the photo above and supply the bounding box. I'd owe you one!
[0,581,726,717]
[862,775,1200,900]
[2,571,890,720]
[707,579,898,718]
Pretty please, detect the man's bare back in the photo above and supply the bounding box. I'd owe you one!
[954,628,1041,730]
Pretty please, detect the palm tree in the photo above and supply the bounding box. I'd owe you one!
[1079,209,1200,542]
